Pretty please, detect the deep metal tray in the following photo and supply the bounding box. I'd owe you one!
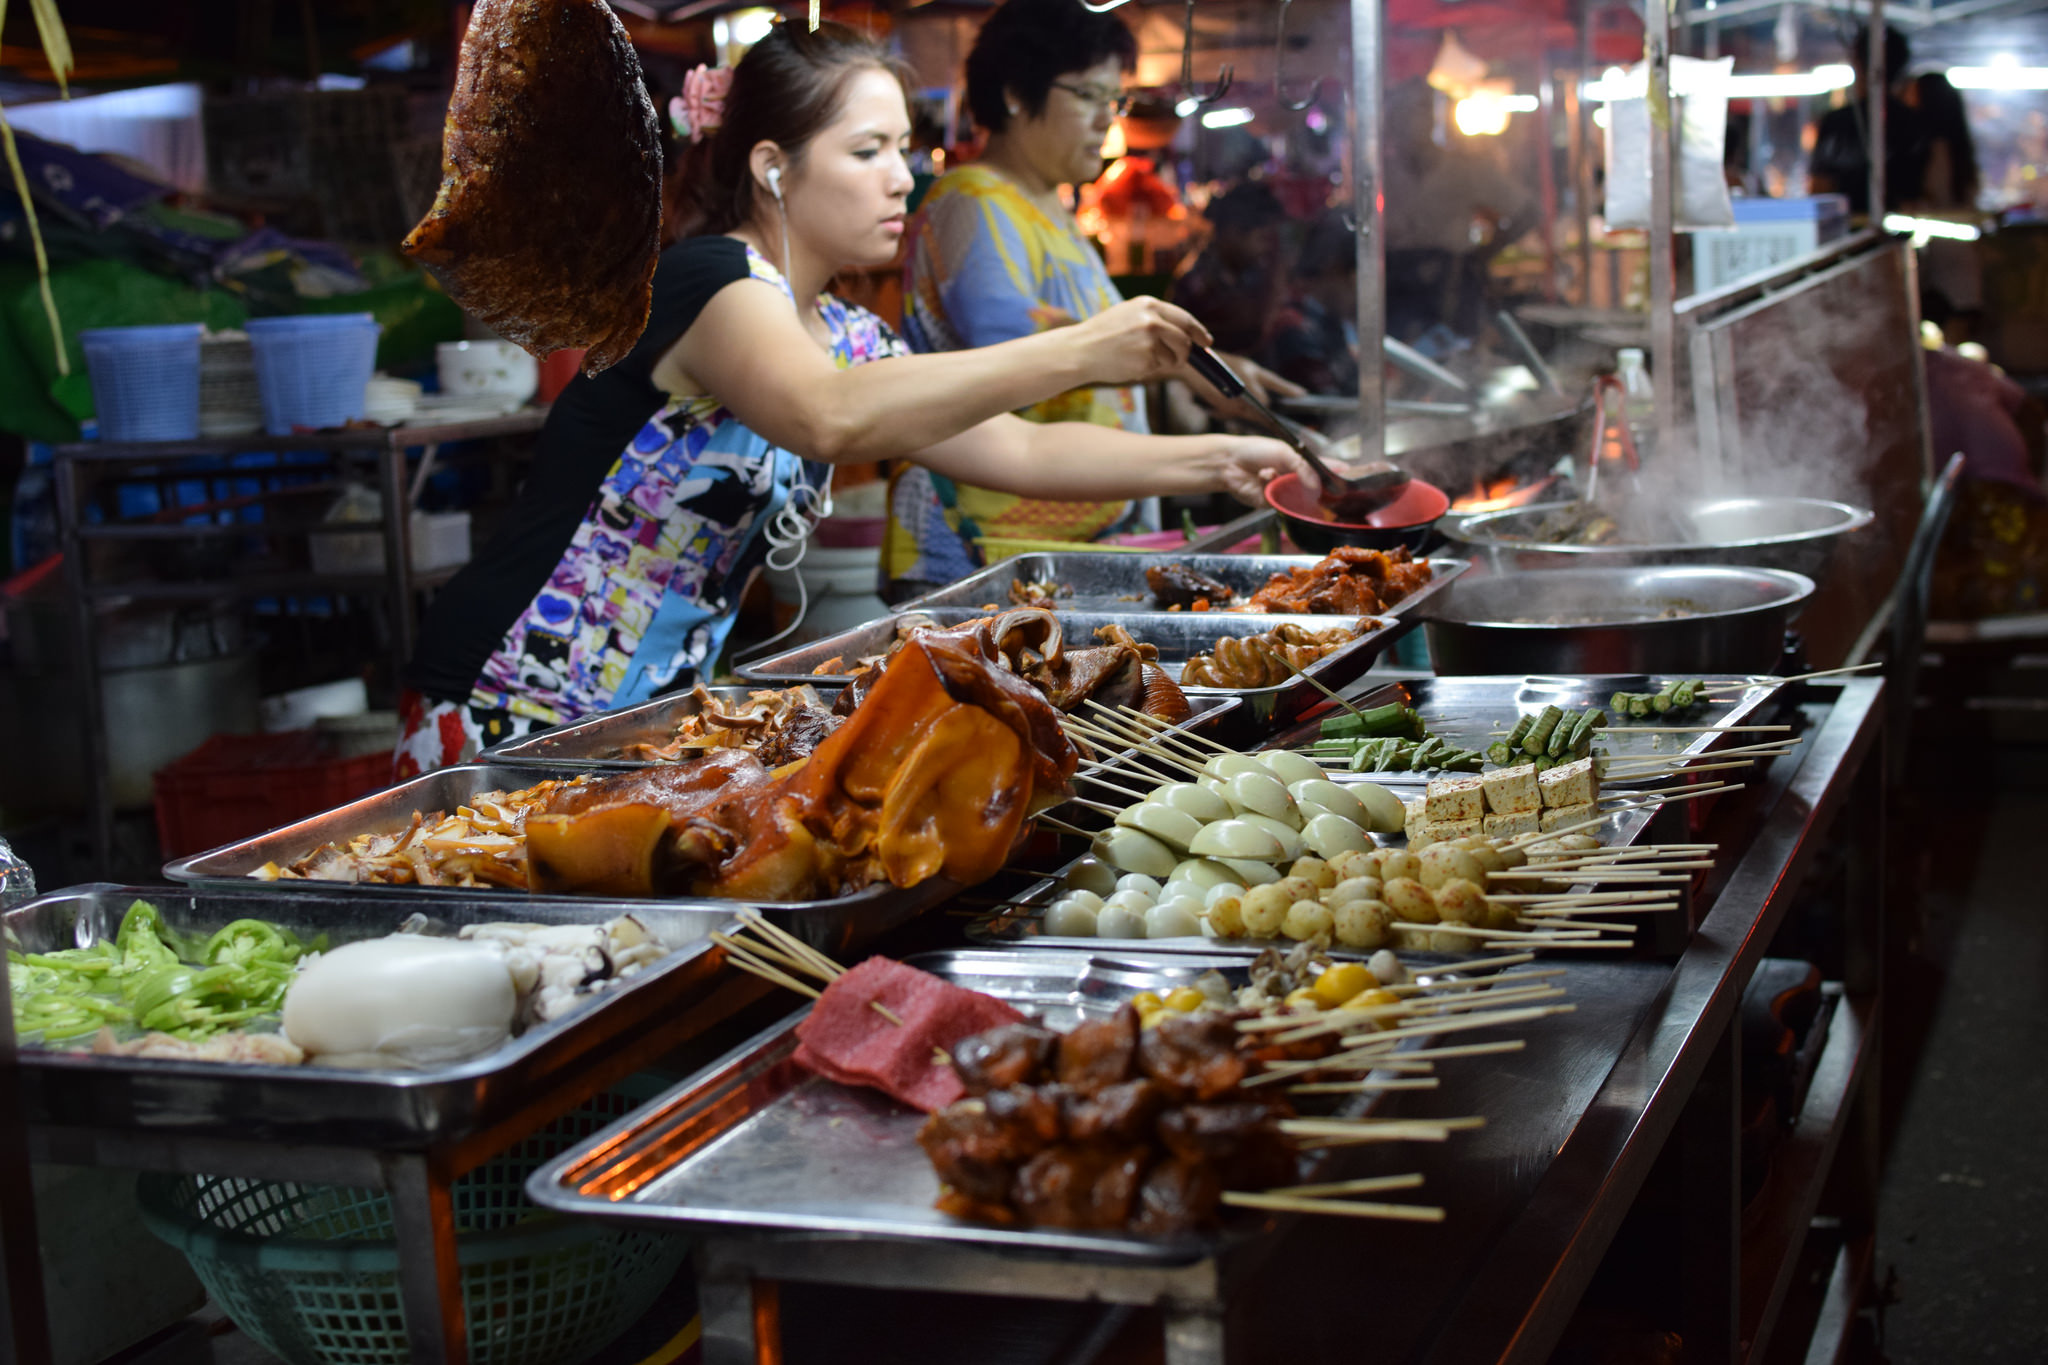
[4,882,725,1144]
[733,608,1412,736]
[479,684,844,769]
[484,686,1243,780]
[892,552,1467,619]
[160,763,955,955]
[527,947,1450,1263]
[968,802,1660,954]
[1263,673,1788,786]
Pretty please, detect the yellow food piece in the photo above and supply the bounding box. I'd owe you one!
[1166,987,1207,1013]
[1130,991,1166,1014]
[1289,856,1338,889]
[1281,899,1336,942]
[1284,987,1321,1011]
[1207,895,1247,938]
[1313,963,1375,1007]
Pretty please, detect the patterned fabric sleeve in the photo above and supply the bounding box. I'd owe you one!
[922,187,1067,348]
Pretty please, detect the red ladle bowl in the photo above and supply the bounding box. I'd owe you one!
[1264,472,1450,554]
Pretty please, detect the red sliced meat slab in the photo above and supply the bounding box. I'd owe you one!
[794,958,1026,1111]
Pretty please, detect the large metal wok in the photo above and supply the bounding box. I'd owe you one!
[1422,565,1815,676]
[1443,496,1874,583]
[1290,360,1597,496]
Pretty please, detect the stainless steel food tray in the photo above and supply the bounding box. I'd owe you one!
[479,683,844,769]
[968,801,1659,955]
[733,608,1412,736]
[526,947,1437,1263]
[1262,673,1787,787]
[160,763,955,955]
[4,882,724,1144]
[892,552,1466,620]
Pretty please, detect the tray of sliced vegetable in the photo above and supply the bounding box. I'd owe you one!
[1263,674,1786,784]
[4,882,729,1144]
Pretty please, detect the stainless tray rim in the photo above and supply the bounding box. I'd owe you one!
[889,551,1469,621]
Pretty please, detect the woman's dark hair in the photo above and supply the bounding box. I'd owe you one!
[1916,71,1981,206]
[965,0,1138,136]
[687,21,912,236]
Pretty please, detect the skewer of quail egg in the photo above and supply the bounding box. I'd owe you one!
[1036,745,1638,952]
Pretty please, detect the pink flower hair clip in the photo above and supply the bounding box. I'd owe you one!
[674,65,734,144]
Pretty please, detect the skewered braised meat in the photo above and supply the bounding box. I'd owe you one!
[952,1023,1061,1095]
[1146,563,1236,610]
[917,1001,1304,1237]
[1178,620,1370,689]
[1243,547,1433,615]
[400,0,662,375]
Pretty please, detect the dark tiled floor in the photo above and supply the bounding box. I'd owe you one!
[1872,782,2048,1362]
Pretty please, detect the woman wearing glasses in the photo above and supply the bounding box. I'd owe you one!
[884,0,1292,597]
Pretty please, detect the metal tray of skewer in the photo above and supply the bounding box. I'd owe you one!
[967,800,1660,956]
[4,882,724,1145]
[734,607,1412,736]
[893,552,1467,620]
[479,683,844,769]
[160,763,957,955]
[526,947,1440,1264]
[1264,674,1788,788]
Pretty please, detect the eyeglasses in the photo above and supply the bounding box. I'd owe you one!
[1051,81,1132,116]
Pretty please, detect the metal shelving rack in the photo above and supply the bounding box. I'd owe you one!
[52,410,547,874]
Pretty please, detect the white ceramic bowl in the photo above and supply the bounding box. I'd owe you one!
[436,340,538,409]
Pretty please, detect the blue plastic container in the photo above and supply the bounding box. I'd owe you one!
[78,324,204,443]
[246,314,380,436]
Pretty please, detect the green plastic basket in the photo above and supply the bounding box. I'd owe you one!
[135,1082,690,1365]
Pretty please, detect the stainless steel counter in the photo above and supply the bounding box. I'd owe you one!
[682,678,1886,1365]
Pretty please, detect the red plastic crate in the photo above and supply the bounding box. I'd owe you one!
[153,730,393,859]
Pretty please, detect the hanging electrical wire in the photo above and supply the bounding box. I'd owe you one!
[0,0,76,374]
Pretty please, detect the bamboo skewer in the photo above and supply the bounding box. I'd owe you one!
[1288,1077,1442,1094]
[1280,1173,1427,1197]
[713,937,823,999]
[1221,1192,1446,1222]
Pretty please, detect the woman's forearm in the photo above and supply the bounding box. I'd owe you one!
[916,416,1245,501]
[793,333,1096,463]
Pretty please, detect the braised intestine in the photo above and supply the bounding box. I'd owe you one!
[1179,621,1371,689]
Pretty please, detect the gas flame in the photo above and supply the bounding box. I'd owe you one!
[1451,473,1558,515]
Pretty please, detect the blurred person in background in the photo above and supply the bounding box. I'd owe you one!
[886,0,1293,596]
[1810,24,1924,216]
[1263,210,1358,396]
[1170,180,1289,356]
[1909,70,1982,210]
[1381,79,1537,345]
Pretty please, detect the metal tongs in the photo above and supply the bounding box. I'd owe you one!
[1188,347,1409,518]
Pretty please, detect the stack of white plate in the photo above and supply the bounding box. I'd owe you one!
[362,375,423,425]
[198,331,264,438]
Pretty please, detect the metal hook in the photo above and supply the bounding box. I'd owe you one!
[1079,0,1132,11]
[1179,0,1234,109]
[1275,0,1324,113]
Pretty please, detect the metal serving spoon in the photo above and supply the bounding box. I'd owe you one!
[1188,348,1410,518]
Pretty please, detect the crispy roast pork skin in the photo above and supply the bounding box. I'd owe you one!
[401,0,661,375]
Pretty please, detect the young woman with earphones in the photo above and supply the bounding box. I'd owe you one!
[393,20,1309,776]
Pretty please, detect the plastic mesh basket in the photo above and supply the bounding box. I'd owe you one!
[79,324,204,442]
[246,314,380,436]
[135,1081,690,1365]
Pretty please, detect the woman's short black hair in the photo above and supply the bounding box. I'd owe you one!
[965,0,1138,136]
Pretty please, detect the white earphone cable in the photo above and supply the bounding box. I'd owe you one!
[736,171,832,663]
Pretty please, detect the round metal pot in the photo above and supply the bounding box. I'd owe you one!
[1422,565,1816,676]
[1442,496,1874,583]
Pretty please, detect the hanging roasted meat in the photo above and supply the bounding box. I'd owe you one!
[400,0,662,375]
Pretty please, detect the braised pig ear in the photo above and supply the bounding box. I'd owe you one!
[401,0,662,376]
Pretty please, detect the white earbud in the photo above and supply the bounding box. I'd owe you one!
[766,165,783,201]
